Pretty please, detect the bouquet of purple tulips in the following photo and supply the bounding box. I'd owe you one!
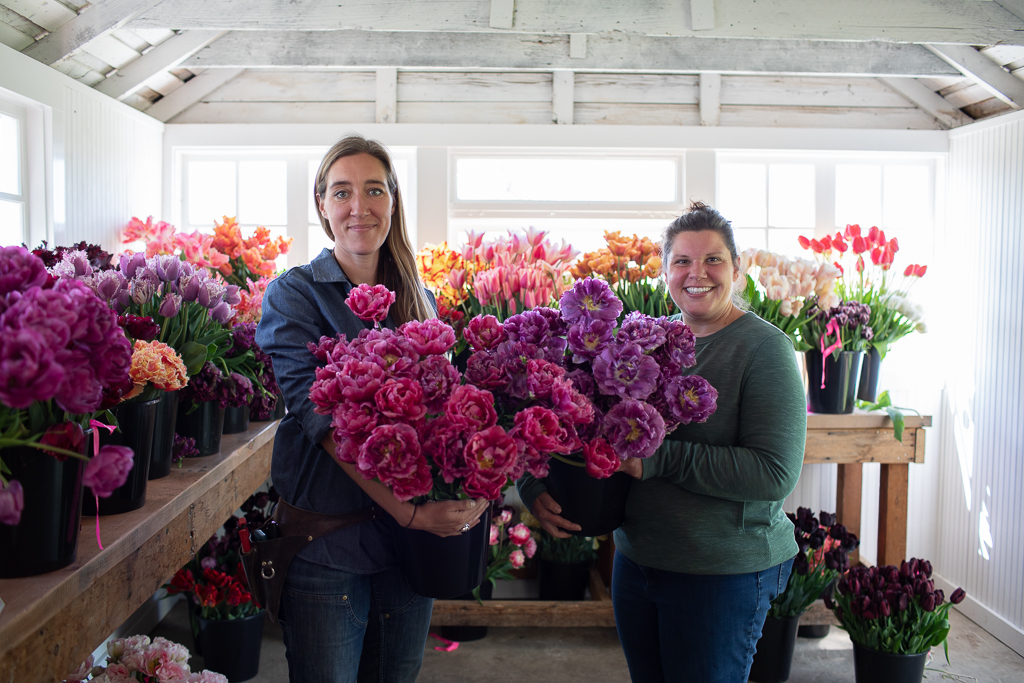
[827,557,966,661]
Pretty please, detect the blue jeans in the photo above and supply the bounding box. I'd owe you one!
[612,551,794,683]
[279,556,433,683]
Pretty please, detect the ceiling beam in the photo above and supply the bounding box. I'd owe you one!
[182,31,959,78]
[699,73,721,126]
[995,0,1024,23]
[925,44,1024,109]
[691,0,715,31]
[128,0,1024,46]
[22,0,167,65]
[95,30,226,100]
[144,67,243,122]
[877,77,973,129]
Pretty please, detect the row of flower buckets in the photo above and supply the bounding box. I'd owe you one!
[0,390,284,579]
[805,347,882,414]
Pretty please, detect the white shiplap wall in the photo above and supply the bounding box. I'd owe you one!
[935,110,1024,651]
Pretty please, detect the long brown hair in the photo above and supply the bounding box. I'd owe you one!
[314,135,434,324]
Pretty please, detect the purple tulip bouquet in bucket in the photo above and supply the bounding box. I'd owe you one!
[0,246,137,577]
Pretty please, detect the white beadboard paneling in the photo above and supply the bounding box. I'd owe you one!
[937,111,1024,648]
[64,88,162,249]
[783,463,837,519]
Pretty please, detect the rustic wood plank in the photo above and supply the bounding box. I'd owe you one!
[552,69,573,124]
[806,413,931,430]
[203,70,375,103]
[0,421,277,683]
[147,67,243,122]
[700,72,721,126]
[78,32,143,70]
[0,21,35,51]
[0,5,46,42]
[399,101,553,124]
[489,0,514,29]
[962,97,1015,121]
[877,464,910,567]
[397,71,551,103]
[96,30,226,100]
[181,31,960,78]
[128,0,1024,46]
[573,73,698,104]
[588,566,611,602]
[22,0,166,65]
[719,105,942,130]
[4,0,77,32]
[836,464,863,568]
[376,67,397,123]
[574,102,700,126]
[691,0,715,30]
[878,76,973,129]
[569,33,586,59]
[804,428,920,465]
[170,100,376,124]
[721,75,913,108]
[925,43,1024,109]
[429,600,615,627]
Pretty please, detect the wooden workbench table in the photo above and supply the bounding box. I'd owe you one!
[0,420,277,683]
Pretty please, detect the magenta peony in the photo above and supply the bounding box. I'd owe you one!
[463,314,506,351]
[356,424,432,501]
[331,400,379,440]
[525,358,566,401]
[374,377,428,422]
[0,245,48,297]
[444,384,498,431]
[345,283,395,323]
[462,425,519,500]
[398,318,457,355]
[511,406,569,454]
[582,437,621,479]
[83,445,135,498]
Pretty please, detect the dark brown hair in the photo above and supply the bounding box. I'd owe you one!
[661,201,741,269]
[314,135,434,324]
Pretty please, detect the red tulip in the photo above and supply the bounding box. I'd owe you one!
[867,225,880,245]
[834,261,844,275]
[887,237,899,254]
[856,255,865,273]
[914,264,927,277]
[845,224,861,239]
[879,248,894,270]
[810,238,824,254]
[821,235,833,251]
[852,236,868,254]
[877,229,887,247]
[798,235,811,249]
[904,264,915,277]
[871,247,883,265]
[833,236,848,253]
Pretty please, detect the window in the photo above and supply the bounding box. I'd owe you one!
[176,147,416,269]
[0,101,27,246]
[449,151,684,254]
[717,153,937,258]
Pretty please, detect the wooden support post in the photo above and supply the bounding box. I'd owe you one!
[877,464,910,567]
[375,67,397,123]
[552,69,574,124]
[699,73,721,126]
[836,463,863,566]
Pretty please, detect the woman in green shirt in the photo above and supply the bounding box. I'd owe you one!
[521,203,806,682]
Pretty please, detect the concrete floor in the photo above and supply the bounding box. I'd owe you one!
[151,599,1024,683]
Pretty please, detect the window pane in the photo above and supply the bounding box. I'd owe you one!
[718,163,767,228]
[0,199,24,246]
[883,165,930,231]
[309,223,333,264]
[768,164,815,228]
[836,165,881,228]
[767,229,809,259]
[449,217,669,257]
[455,158,677,202]
[239,160,287,226]
[309,159,321,225]
[188,161,236,225]
[0,113,19,195]
[733,228,766,253]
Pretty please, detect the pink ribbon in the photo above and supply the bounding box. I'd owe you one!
[819,319,843,389]
[88,420,117,550]
[429,632,460,652]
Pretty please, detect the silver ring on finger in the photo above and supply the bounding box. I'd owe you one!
[460,522,471,534]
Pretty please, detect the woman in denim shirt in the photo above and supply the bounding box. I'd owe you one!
[256,135,486,683]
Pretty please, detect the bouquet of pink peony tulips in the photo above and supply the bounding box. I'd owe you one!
[461,277,718,479]
[63,634,227,683]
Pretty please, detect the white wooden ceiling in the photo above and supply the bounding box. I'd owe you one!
[2,0,1023,129]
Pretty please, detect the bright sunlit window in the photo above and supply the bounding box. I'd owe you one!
[0,105,26,246]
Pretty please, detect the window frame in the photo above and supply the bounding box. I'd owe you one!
[0,97,29,245]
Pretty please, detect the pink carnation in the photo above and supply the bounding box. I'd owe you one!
[399,318,457,355]
[583,437,621,479]
[345,283,395,323]
[444,384,498,431]
[524,535,537,558]
[374,377,428,422]
[83,445,135,498]
[509,548,526,569]
[463,314,507,351]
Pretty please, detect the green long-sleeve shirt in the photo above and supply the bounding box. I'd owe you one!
[518,312,806,575]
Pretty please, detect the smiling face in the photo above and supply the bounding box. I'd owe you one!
[317,153,395,271]
[665,230,742,335]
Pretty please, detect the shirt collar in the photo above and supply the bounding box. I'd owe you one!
[310,247,353,285]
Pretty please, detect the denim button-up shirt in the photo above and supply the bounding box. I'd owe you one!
[256,247,433,572]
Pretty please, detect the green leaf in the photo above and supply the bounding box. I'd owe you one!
[180,341,209,375]
[885,406,906,443]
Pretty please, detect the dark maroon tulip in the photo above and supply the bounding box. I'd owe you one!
[240,498,255,513]
[922,593,936,612]
[863,607,878,620]
[824,594,835,610]
[838,579,851,595]
[920,560,933,577]
[934,589,945,605]
[819,511,836,527]
[40,421,86,461]
[835,607,844,621]
[254,491,270,508]
[951,588,966,604]
[879,600,891,617]
[118,313,160,341]
[793,552,810,575]
[898,593,909,611]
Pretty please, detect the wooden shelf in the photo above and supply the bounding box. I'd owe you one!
[0,420,277,683]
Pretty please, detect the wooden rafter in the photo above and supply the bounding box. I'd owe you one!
[878,77,973,129]
[22,0,167,65]
[95,30,226,100]
[144,67,243,122]
[182,31,959,78]
[925,44,1024,109]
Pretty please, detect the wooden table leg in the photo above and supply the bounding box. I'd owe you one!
[836,463,863,566]
[877,464,909,567]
